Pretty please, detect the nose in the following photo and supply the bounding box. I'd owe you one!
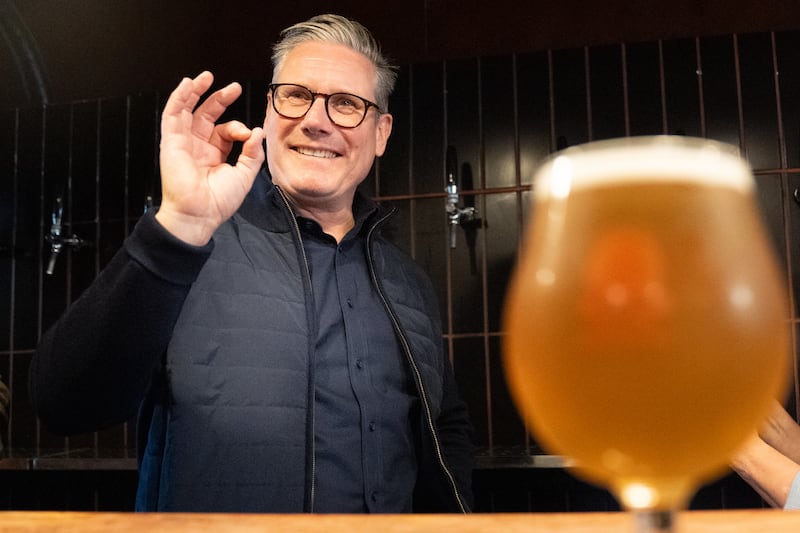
[300,96,332,131]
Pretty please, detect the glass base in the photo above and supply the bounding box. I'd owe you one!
[634,510,675,533]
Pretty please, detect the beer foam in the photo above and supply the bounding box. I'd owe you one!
[534,137,753,198]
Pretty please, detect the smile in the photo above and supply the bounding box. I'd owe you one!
[294,147,340,159]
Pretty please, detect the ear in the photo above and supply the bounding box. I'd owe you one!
[374,113,393,157]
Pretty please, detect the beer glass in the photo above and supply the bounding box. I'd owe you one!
[502,136,790,531]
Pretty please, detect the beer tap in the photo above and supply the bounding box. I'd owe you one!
[444,146,482,269]
[45,195,87,275]
[445,145,462,249]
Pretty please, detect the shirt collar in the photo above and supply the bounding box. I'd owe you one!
[296,190,380,243]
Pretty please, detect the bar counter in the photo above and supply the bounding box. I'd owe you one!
[1,509,799,532]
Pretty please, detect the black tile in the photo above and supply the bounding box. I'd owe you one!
[589,44,627,140]
[662,38,703,137]
[738,33,781,171]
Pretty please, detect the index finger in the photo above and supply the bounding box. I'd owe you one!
[162,71,215,119]
[192,81,244,138]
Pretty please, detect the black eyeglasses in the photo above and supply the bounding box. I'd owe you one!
[268,83,381,128]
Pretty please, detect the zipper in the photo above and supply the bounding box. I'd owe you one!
[275,185,317,513]
[365,210,470,514]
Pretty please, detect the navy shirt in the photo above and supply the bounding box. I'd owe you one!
[299,202,418,513]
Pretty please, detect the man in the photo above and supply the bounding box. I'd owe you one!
[29,14,473,513]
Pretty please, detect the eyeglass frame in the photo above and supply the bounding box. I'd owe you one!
[267,83,382,129]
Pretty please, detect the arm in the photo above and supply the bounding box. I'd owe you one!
[30,213,211,434]
[731,433,800,508]
[760,402,800,465]
[30,71,265,435]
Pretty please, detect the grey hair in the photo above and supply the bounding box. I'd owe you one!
[271,14,398,112]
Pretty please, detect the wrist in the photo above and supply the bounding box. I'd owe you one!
[155,208,217,246]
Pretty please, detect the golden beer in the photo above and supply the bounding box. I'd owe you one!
[503,137,790,516]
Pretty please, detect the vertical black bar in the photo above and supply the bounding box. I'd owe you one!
[772,32,788,170]
[407,65,416,256]
[584,47,593,141]
[547,49,556,152]
[733,35,747,153]
[477,56,494,452]
[770,31,798,412]
[621,43,631,137]
[64,102,75,457]
[695,37,707,138]
[34,106,47,456]
[124,96,131,236]
[0,110,19,454]
[93,99,102,459]
[659,41,668,134]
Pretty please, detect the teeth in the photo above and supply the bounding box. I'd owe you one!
[296,147,337,158]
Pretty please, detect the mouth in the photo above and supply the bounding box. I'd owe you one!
[293,146,340,159]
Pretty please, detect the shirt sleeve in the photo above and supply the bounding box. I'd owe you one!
[784,470,800,510]
[29,211,213,435]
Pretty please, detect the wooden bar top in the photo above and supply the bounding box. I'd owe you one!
[1,509,799,532]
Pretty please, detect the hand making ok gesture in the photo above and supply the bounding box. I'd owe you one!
[156,71,265,246]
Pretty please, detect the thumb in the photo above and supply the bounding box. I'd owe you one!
[236,127,266,173]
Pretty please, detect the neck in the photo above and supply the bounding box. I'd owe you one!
[294,202,356,243]
[313,213,355,243]
[276,186,358,243]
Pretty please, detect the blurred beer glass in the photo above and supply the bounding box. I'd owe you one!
[502,136,790,532]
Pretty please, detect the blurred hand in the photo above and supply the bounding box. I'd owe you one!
[156,71,265,245]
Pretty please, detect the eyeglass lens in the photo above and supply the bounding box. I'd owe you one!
[272,85,370,128]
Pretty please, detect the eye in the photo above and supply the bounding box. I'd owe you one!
[330,94,364,113]
[281,86,312,103]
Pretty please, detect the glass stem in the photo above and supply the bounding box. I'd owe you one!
[634,510,675,533]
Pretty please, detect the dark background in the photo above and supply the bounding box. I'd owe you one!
[3,0,800,109]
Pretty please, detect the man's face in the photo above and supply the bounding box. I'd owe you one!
[264,41,393,214]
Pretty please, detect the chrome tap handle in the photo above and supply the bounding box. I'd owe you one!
[446,182,459,248]
[45,196,64,275]
[44,195,88,275]
[49,196,63,240]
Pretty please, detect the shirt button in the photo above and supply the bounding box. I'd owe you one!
[369,421,376,431]
[356,359,364,369]
[346,298,353,308]
[371,492,378,502]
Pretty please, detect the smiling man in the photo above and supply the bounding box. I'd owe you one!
[30,14,474,514]
[264,40,392,242]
